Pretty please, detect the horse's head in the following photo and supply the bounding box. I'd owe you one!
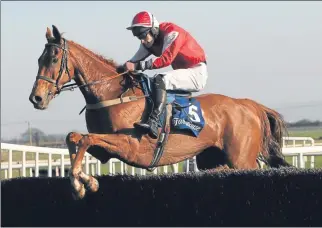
[29,25,75,110]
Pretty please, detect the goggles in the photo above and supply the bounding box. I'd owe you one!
[132,27,150,40]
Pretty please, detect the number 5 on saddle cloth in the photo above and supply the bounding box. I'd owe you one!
[138,73,205,137]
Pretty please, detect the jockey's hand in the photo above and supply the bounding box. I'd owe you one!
[124,59,152,72]
[116,64,126,73]
[124,61,136,72]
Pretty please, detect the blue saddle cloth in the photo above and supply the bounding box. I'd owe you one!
[139,74,206,137]
[167,94,205,137]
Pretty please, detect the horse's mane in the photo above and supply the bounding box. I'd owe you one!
[68,40,119,69]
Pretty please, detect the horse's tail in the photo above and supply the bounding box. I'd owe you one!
[259,104,292,168]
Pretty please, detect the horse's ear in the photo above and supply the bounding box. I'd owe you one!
[46,27,53,41]
[52,25,61,42]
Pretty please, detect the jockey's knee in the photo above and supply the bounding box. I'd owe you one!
[154,74,165,90]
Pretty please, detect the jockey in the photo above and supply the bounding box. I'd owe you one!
[124,11,208,139]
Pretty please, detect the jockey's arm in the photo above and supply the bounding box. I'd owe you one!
[129,44,151,63]
[136,30,182,71]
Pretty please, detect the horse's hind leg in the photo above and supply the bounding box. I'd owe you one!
[196,146,232,171]
[225,135,261,169]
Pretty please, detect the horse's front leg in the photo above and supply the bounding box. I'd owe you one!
[65,132,88,200]
[68,132,140,200]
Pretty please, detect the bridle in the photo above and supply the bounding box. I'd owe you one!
[34,37,149,115]
[36,38,72,96]
[35,38,128,96]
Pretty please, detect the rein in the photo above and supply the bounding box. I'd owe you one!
[59,70,129,93]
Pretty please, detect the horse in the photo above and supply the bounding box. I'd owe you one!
[29,25,291,200]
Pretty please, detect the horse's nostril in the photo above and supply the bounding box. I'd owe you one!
[35,96,42,103]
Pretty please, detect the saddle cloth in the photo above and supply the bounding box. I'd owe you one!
[140,73,205,137]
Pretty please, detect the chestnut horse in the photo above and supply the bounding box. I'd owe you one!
[29,25,291,200]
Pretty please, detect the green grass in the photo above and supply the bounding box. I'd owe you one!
[286,128,322,141]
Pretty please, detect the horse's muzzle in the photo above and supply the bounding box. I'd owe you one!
[29,94,37,105]
[29,93,48,110]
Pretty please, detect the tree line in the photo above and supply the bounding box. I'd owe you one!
[1,128,68,147]
[286,119,322,128]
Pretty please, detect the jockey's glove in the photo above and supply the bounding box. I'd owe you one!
[135,59,153,71]
[116,64,127,73]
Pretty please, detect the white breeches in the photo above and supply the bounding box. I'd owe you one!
[157,62,208,92]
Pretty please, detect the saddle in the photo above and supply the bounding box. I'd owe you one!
[137,73,205,171]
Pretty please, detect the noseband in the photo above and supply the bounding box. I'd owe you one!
[36,38,72,95]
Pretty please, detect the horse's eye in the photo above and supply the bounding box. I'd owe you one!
[52,58,58,64]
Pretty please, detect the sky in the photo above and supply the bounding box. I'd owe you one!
[1,1,322,139]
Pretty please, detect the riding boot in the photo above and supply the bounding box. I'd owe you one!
[134,88,167,139]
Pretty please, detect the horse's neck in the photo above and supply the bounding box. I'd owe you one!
[68,41,140,104]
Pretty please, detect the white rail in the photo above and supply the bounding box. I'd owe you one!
[282,146,322,168]
[282,136,315,147]
[0,143,101,179]
[0,143,179,179]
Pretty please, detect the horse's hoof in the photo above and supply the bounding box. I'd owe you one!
[86,177,99,193]
[70,177,83,192]
[78,185,86,198]
[72,184,86,200]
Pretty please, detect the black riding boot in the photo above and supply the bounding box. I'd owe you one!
[134,87,167,139]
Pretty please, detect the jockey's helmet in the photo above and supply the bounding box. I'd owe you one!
[126,11,160,39]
